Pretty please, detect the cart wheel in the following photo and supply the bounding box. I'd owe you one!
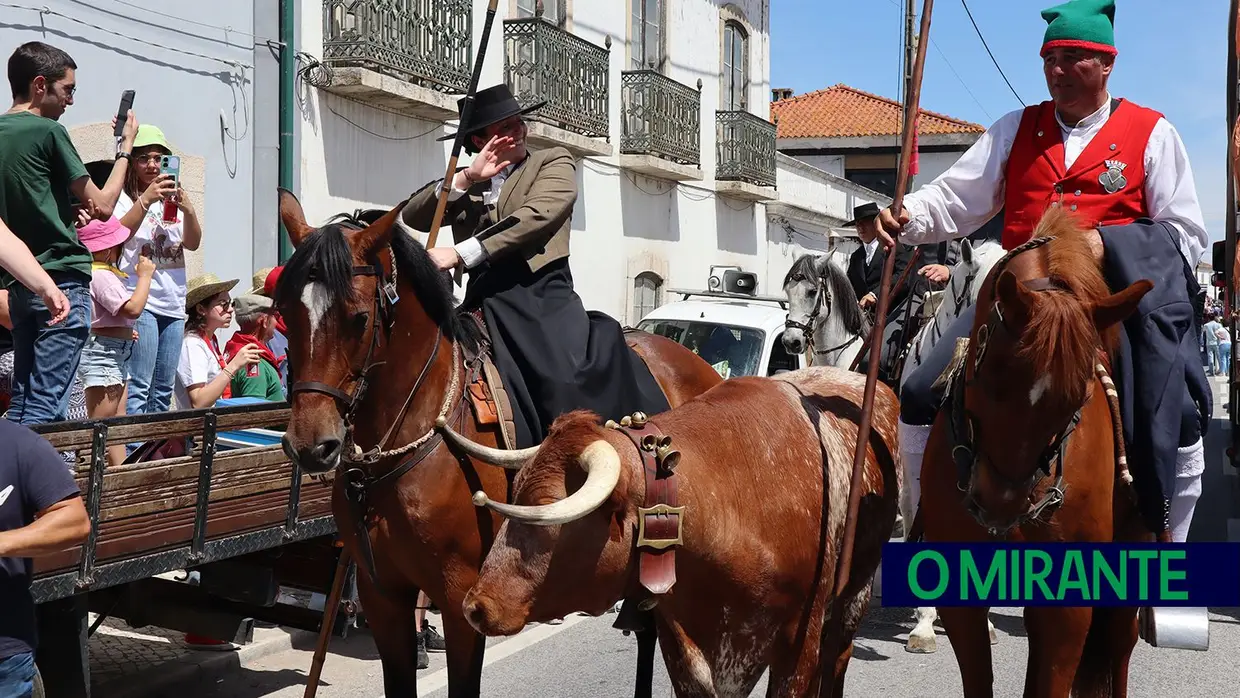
[32,664,46,698]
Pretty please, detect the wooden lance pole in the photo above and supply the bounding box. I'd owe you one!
[303,542,352,698]
[819,1,934,695]
[426,0,503,250]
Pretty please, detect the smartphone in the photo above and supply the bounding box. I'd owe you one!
[113,90,135,139]
[159,155,180,223]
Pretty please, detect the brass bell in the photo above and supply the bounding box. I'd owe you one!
[605,419,620,430]
[620,415,632,427]
[630,412,648,427]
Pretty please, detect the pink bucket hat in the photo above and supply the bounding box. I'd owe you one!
[77,216,131,253]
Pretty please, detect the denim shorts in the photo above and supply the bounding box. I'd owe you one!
[78,333,134,389]
[0,651,35,698]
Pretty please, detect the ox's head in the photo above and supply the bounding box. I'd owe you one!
[463,412,642,635]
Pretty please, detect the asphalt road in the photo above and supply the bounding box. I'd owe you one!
[117,377,1240,697]
[143,605,1240,698]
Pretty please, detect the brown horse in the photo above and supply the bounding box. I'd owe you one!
[273,190,722,697]
[918,207,1154,698]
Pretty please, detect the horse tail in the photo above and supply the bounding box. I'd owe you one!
[1070,613,1114,698]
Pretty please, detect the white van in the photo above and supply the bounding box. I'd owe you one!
[634,288,809,380]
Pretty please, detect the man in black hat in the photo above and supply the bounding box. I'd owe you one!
[398,85,668,449]
[844,202,919,317]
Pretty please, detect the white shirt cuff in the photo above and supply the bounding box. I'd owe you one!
[455,237,487,269]
[435,176,468,202]
[900,197,931,245]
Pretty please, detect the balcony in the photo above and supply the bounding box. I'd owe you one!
[715,110,777,201]
[504,18,612,158]
[320,0,472,121]
[620,70,702,181]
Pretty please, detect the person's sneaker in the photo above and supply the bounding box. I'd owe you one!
[416,633,429,670]
[420,623,447,653]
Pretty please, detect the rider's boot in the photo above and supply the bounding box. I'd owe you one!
[1169,438,1206,543]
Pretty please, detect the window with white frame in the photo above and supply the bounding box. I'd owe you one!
[631,0,665,70]
[516,0,565,27]
[722,21,749,111]
[633,272,664,321]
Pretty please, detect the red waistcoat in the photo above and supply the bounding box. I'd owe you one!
[1001,98,1162,250]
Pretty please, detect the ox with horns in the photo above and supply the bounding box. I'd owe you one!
[462,365,902,696]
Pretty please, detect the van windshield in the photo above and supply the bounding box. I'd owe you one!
[635,319,765,379]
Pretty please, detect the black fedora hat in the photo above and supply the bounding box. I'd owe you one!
[842,202,881,227]
[437,84,547,142]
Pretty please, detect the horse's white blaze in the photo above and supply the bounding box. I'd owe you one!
[1029,375,1052,405]
[301,282,330,354]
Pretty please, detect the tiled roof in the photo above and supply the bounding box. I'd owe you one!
[771,83,985,139]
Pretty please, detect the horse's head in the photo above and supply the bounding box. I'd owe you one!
[955,209,1151,533]
[782,253,826,355]
[274,189,410,473]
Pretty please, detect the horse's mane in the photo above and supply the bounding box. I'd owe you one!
[275,205,482,354]
[1010,207,1114,403]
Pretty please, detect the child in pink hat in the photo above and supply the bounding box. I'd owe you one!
[77,217,154,466]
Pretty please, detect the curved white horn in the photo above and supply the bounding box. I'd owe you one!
[436,417,539,469]
[472,440,621,526]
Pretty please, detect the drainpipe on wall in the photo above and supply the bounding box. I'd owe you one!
[278,0,296,263]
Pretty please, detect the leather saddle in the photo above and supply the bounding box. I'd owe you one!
[462,310,519,450]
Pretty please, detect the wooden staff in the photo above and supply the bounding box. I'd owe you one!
[426,0,503,250]
[818,1,935,695]
[847,246,922,373]
[303,543,352,698]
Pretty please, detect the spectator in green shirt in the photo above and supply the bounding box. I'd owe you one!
[223,295,286,402]
[0,41,138,425]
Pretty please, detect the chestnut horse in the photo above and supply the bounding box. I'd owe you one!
[274,190,723,697]
[918,207,1154,698]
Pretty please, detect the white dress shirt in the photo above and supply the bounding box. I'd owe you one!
[433,162,519,269]
[900,94,1209,267]
[863,238,879,265]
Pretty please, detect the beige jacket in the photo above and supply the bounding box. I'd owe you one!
[399,146,577,274]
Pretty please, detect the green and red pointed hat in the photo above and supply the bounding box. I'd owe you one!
[1040,0,1118,57]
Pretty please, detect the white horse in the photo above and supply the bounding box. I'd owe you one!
[781,253,870,370]
[896,237,1005,654]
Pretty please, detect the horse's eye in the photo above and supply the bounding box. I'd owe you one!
[352,312,370,334]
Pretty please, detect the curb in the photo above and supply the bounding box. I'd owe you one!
[94,626,317,698]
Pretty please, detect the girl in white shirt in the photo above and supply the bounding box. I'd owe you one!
[175,274,261,410]
[114,125,204,416]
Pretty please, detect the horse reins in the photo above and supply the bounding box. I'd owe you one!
[941,236,1083,538]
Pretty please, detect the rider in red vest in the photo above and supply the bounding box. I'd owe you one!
[880,0,1210,543]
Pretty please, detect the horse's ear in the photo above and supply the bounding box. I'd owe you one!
[1090,279,1153,333]
[352,204,402,256]
[995,270,1036,324]
[278,188,314,248]
[961,239,974,266]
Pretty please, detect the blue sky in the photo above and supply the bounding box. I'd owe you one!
[771,0,1230,245]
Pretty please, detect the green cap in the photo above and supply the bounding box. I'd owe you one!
[132,124,172,153]
[1040,0,1118,57]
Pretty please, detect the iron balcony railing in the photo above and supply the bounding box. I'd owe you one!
[322,0,473,94]
[504,18,610,140]
[715,110,777,187]
[621,70,701,166]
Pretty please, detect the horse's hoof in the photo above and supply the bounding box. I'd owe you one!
[905,632,937,654]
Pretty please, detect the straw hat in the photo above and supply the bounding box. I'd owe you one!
[185,272,239,311]
[249,267,276,296]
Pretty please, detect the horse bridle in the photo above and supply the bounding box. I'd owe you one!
[943,236,1082,538]
[785,273,863,361]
